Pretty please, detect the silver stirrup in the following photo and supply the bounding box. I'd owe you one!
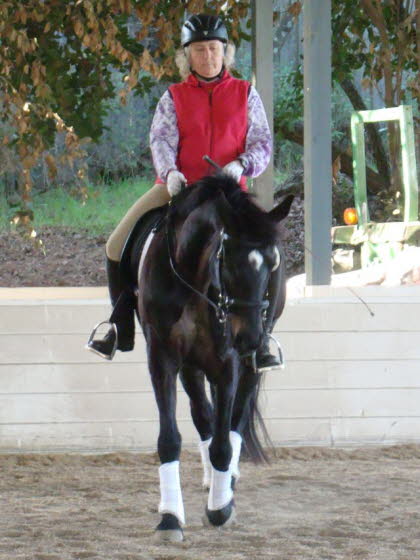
[257,334,285,373]
[85,321,118,361]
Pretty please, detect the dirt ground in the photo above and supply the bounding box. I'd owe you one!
[0,227,108,287]
[1,445,419,560]
[0,196,304,288]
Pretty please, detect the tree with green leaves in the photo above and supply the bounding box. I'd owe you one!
[2,0,417,231]
[0,0,249,235]
[275,0,418,216]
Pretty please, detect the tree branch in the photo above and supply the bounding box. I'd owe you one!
[360,0,394,106]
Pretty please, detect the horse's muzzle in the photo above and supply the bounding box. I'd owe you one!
[234,330,263,355]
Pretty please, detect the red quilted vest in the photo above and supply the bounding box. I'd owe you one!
[165,71,249,189]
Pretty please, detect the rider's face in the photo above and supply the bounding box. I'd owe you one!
[189,40,224,79]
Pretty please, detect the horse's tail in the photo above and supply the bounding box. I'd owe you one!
[241,373,273,464]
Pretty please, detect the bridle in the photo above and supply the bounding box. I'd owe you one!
[163,188,285,372]
[165,213,270,327]
[213,230,271,323]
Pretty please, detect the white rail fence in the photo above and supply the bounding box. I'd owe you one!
[1,285,419,452]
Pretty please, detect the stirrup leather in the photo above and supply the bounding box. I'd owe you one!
[86,320,118,360]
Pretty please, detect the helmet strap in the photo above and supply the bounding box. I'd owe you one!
[192,66,225,82]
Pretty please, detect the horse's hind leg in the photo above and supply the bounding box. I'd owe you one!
[179,366,213,489]
[230,366,270,487]
[147,333,184,542]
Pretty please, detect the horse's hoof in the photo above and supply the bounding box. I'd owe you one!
[203,500,236,527]
[154,513,184,542]
[154,528,184,543]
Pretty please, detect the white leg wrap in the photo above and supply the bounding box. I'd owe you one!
[208,467,233,511]
[198,438,212,489]
[229,431,242,480]
[158,461,185,526]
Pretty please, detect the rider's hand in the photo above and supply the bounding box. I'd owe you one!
[167,170,187,197]
[222,160,244,182]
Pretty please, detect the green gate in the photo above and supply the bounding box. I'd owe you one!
[332,105,420,272]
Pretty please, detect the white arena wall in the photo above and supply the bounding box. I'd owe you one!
[0,285,419,452]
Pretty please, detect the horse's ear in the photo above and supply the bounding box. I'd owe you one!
[268,194,294,223]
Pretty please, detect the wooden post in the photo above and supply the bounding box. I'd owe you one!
[251,0,274,210]
[303,0,332,285]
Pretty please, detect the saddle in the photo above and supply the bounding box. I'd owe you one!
[119,205,168,290]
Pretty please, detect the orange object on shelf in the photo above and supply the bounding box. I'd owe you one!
[343,207,358,225]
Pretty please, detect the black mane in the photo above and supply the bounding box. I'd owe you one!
[170,174,279,243]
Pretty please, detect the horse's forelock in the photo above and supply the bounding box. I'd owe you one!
[216,178,280,243]
[170,178,218,220]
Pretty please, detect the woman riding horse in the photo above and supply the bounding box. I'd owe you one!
[87,13,282,371]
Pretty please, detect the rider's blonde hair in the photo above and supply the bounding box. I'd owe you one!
[175,42,236,80]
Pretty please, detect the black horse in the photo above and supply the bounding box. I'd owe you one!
[133,175,293,541]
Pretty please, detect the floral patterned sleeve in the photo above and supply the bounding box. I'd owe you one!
[240,86,272,178]
[149,90,179,182]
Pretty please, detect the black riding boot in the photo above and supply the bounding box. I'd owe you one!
[255,259,285,372]
[86,257,135,360]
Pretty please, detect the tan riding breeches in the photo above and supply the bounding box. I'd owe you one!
[106,183,171,262]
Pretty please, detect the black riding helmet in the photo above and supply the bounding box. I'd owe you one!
[181,14,228,47]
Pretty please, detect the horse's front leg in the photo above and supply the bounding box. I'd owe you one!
[147,331,184,542]
[205,354,239,527]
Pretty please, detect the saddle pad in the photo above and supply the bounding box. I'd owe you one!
[119,205,168,289]
[137,229,155,285]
